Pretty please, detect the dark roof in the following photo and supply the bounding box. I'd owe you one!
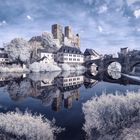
[121,47,128,50]
[58,46,83,54]
[58,84,81,92]
[0,53,8,58]
[0,48,4,51]
[37,49,56,54]
[84,49,100,56]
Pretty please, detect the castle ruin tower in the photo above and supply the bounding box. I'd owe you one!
[64,26,80,48]
[65,26,73,39]
[52,24,63,43]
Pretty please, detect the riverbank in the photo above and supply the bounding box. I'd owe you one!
[0,63,86,73]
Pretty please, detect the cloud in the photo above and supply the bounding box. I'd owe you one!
[83,0,93,5]
[134,9,140,18]
[0,20,7,26]
[0,0,140,53]
[98,26,103,33]
[26,15,33,20]
[98,5,108,14]
[127,0,138,5]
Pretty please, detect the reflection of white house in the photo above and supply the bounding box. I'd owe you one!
[37,49,56,63]
[84,49,100,61]
[57,75,84,87]
[57,46,84,64]
[40,80,54,87]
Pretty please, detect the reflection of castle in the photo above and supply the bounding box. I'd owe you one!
[6,73,84,112]
[2,71,140,112]
[50,74,84,111]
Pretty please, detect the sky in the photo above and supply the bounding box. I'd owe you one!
[0,0,140,54]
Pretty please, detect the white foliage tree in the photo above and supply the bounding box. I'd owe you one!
[0,111,63,140]
[82,91,140,140]
[4,38,32,64]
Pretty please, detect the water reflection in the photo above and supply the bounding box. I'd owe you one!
[0,70,140,113]
[2,72,84,112]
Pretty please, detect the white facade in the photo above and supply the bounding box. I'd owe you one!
[40,52,56,63]
[57,52,84,64]
[0,58,9,63]
[84,55,100,61]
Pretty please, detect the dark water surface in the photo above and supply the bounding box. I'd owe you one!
[0,71,139,140]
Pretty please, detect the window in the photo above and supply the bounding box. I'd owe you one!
[73,59,76,61]
[69,54,72,57]
[69,83,72,85]
[73,54,76,57]
[64,79,67,82]
[69,79,72,81]
[73,78,76,81]
[69,58,72,61]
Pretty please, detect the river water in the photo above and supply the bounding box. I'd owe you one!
[0,71,139,140]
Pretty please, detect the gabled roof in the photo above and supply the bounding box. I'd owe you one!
[58,84,81,92]
[0,53,8,58]
[84,49,100,56]
[37,49,56,54]
[58,45,83,54]
[0,48,4,51]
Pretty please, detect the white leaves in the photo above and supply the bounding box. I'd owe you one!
[0,64,29,73]
[0,111,63,140]
[4,38,32,63]
[83,91,140,139]
[29,62,61,72]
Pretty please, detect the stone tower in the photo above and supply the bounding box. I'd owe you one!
[52,24,63,43]
[65,26,73,39]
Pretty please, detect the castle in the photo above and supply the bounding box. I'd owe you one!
[52,24,80,48]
